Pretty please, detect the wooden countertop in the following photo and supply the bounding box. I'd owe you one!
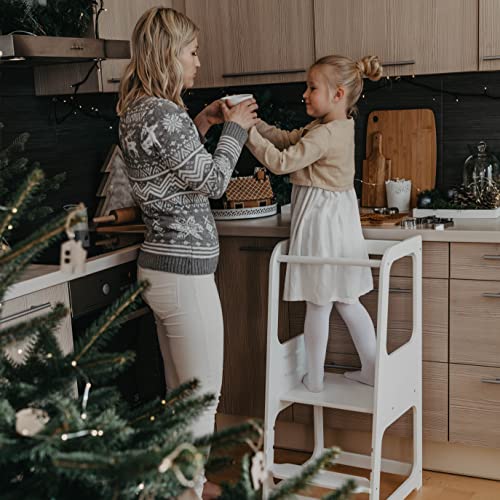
[216,211,500,243]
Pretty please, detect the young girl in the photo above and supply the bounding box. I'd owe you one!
[246,55,383,391]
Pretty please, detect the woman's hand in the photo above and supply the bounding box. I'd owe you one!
[221,99,259,131]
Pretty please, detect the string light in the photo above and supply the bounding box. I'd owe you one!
[363,75,500,105]
[81,382,91,420]
[355,178,424,194]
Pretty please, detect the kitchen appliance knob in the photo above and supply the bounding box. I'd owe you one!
[102,283,111,295]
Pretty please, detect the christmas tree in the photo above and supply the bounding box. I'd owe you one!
[0,123,65,227]
[0,166,354,497]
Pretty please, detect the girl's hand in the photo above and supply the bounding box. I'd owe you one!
[194,99,225,136]
[201,99,225,126]
[221,99,259,131]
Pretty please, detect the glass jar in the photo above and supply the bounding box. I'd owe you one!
[463,141,500,193]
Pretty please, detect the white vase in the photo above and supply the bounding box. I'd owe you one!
[385,179,412,212]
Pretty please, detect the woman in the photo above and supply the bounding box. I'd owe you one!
[116,7,258,498]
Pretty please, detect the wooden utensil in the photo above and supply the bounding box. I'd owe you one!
[365,109,437,208]
[360,212,408,226]
[362,131,391,207]
[95,224,146,234]
[93,206,141,225]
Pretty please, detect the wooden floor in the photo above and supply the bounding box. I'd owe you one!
[207,448,500,499]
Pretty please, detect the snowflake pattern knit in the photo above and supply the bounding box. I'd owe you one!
[119,96,247,275]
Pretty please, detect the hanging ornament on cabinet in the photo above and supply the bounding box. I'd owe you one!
[60,203,87,275]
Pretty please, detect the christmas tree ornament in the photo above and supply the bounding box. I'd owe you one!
[15,408,49,437]
[60,204,87,275]
[158,443,204,487]
[250,451,270,491]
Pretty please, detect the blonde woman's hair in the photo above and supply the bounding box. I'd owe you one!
[116,7,199,116]
[312,55,383,117]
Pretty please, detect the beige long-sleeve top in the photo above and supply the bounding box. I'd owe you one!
[246,118,355,192]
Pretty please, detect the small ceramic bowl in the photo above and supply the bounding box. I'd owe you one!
[221,93,253,106]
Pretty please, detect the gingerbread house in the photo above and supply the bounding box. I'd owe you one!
[223,168,275,209]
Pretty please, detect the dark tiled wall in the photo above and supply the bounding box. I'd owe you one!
[2,67,500,218]
[0,67,118,220]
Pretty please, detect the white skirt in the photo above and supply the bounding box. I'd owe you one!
[284,185,373,305]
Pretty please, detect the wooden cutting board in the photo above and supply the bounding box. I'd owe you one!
[361,131,391,207]
[364,109,437,208]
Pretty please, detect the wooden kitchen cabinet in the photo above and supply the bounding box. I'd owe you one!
[479,0,500,71]
[314,0,477,76]
[1,283,73,363]
[450,278,500,367]
[98,0,185,93]
[451,242,500,281]
[450,364,500,448]
[35,0,184,95]
[184,0,315,88]
[216,236,289,418]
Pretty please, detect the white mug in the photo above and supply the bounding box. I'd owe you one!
[221,93,253,106]
[385,179,412,212]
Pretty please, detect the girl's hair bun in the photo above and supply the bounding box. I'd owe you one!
[356,56,383,81]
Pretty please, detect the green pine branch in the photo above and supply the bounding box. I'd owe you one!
[72,282,148,363]
[268,447,341,500]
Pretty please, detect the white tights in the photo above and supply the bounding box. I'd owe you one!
[302,300,376,391]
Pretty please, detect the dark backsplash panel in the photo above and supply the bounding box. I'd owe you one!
[2,67,500,219]
[0,67,118,220]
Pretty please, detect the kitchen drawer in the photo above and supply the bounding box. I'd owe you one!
[450,364,500,448]
[289,277,448,363]
[1,283,73,364]
[372,242,449,279]
[451,242,500,281]
[294,361,448,442]
[450,279,500,367]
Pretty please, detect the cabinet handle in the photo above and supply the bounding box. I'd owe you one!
[223,68,306,78]
[0,302,52,325]
[481,378,500,384]
[482,292,500,298]
[107,78,121,83]
[482,254,500,260]
[381,60,416,67]
[239,246,276,252]
[482,55,500,61]
[325,362,359,370]
[373,287,412,294]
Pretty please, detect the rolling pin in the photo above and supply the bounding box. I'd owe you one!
[93,206,141,225]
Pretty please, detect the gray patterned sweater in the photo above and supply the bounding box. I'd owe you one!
[119,96,247,275]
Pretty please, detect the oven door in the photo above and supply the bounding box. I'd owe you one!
[69,262,165,403]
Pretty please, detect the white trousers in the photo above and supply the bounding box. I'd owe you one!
[138,266,224,498]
